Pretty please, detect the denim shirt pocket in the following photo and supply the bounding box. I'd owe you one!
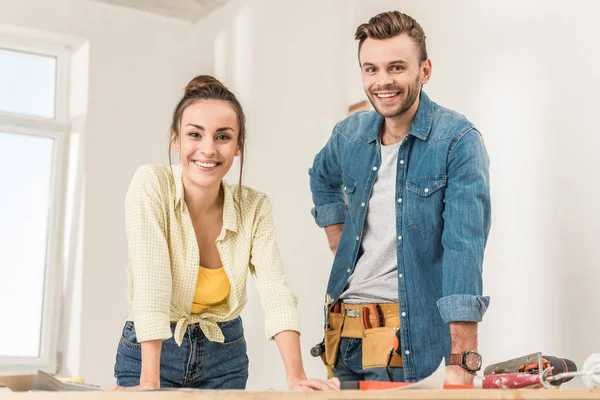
[342,174,357,225]
[406,176,447,233]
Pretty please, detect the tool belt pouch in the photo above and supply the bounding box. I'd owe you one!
[362,326,397,369]
[324,313,343,366]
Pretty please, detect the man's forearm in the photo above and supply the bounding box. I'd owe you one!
[324,224,344,254]
[449,321,478,353]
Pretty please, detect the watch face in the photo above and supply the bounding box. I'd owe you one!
[464,352,482,371]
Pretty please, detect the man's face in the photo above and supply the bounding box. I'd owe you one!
[359,33,431,118]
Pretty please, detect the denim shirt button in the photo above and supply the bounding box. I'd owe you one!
[361,202,365,207]
[372,166,377,171]
[399,273,403,278]
[397,198,402,203]
[424,188,429,193]
[401,312,406,317]
[355,236,360,241]
[347,268,351,273]
[400,160,405,164]
[405,350,410,355]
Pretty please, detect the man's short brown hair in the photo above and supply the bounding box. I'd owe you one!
[355,11,428,63]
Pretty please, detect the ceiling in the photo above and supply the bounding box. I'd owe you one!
[92,0,231,22]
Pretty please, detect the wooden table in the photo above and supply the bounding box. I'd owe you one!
[1,390,600,399]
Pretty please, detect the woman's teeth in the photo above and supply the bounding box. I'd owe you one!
[194,161,217,168]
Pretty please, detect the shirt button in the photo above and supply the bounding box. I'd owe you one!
[397,198,402,203]
[343,186,347,191]
[424,188,429,193]
[372,166,378,171]
[405,350,410,355]
[400,160,405,165]
[347,269,351,273]
[397,235,402,240]
[356,236,360,241]
[401,312,406,317]
[399,273,403,278]
[361,202,365,207]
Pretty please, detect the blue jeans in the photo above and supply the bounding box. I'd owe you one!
[333,338,405,382]
[114,317,249,389]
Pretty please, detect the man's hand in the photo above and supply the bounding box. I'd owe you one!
[324,224,344,254]
[289,377,340,391]
[444,365,474,386]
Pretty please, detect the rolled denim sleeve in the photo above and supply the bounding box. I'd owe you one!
[437,128,491,323]
[309,127,347,228]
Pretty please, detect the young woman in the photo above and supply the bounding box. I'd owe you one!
[112,75,338,391]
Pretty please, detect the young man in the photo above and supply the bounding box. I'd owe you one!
[309,11,491,384]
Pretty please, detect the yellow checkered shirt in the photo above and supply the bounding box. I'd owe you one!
[124,164,300,345]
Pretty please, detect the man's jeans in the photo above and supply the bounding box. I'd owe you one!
[333,337,405,382]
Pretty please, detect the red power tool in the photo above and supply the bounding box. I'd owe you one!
[484,352,577,387]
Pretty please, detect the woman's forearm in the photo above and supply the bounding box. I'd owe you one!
[140,339,163,387]
[273,330,307,388]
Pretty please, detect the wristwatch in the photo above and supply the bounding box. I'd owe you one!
[449,351,482,373]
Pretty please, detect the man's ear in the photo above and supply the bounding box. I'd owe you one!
[421,59,432,84]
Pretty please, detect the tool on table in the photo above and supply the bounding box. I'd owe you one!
[484,352,576,386]
[541,352,600,389]
[479,352,600,390]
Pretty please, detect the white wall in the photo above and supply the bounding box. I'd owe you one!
[348,0,600,387]
[0,0,195,387]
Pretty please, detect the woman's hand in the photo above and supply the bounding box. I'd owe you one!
[109,379,160,391]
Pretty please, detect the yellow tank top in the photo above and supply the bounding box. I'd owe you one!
[191,266,231,314]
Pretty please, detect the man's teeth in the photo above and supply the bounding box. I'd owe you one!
[377,93,398,98]
[195,161,217,168]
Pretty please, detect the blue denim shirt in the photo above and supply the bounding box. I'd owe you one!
[309,91,491,382]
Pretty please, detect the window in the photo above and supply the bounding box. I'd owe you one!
[0,38,69,372]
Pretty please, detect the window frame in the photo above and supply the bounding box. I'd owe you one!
[0,34,71,373]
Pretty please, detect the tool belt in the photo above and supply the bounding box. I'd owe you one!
[324,302,403,370]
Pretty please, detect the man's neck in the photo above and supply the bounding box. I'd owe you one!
[380,95,420,145]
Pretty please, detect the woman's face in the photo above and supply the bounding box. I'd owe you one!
[174,99,240,190]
